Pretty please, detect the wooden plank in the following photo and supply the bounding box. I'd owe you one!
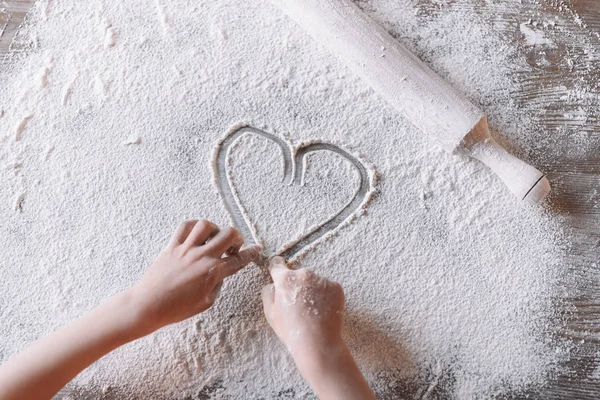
[535,1,600,397]
[0,0,35,59]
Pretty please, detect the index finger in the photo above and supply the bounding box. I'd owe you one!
[210,245,264,283]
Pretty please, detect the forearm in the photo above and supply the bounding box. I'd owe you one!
[295,342,376,400]
[0,290,145,400]
[0,221,257,400]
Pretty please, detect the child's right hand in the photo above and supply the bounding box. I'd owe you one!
[261,257,346,364]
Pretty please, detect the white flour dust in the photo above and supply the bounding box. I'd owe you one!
[520,23,554,46]
[227,133,361,254]
[0,0,579,399]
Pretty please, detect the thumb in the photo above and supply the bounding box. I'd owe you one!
[211,245,264,283]
[268,256,289,285]
[261,283,275,322]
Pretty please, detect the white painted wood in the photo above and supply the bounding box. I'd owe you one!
[270,0,550,204]
[462,117,550,204]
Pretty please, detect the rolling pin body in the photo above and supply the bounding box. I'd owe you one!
[270,0,550,204]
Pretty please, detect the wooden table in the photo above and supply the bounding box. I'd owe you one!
[0,1,32,59]
[1,0,599,398]
[532,1,600,398]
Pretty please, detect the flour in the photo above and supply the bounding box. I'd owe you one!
[216,125,375,260]
[123,135,142,146]
[5,161,21,170]
[520,23,554,46]
[227,131,362,255]
[61,82,73,106]
[13,114,33,141]
[0,0,581,399]
[13,192,25,212]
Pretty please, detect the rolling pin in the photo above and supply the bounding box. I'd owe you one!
[269,0,550,204]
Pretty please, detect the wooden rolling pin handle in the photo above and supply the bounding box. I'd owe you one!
[461,117,551,205]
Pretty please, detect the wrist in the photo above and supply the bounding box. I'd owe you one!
[292,337,349,379]
[293,341,375,400]
[104,289,157,341]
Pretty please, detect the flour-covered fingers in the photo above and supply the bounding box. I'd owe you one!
[210,245,264,283]
[268,256,290,286]
[167,220,198,249]
[201,226,244,257]
[183,219,219,250]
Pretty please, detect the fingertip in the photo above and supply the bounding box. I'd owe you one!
[248,245,266,263]
[235,244,266,266]
[269,256,286,268]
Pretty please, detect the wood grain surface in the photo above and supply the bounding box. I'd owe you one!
[0,1,33,59]
[533,1,600,398]
[1,0,599,398]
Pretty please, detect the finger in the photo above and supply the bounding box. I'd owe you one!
[167,220,198,249]
[201,226,244,257]
[182,220,219,250]
[225,241,242,257]
[210,245,264,283]
[268,256,289,286]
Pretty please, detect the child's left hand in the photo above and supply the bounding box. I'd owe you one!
[129,220,263,335]
[0,219,262,400]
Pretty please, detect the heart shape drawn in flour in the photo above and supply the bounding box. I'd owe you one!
[213,125,376,260]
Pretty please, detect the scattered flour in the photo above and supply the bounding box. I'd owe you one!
[520,22,554,46]
[0,0,583,399]
[123,135,142,146]
[61,81,73,106]
[5,160,22,170]
[13,113,33,141]
[35,56,54,88]
[13,192,25,212]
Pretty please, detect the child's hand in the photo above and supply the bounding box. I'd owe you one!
[0,220,263,400]
[261,258,376,400]
[261,257,345,361]
[130,220,263,335]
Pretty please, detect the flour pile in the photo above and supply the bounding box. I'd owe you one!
[0,0,571,398]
